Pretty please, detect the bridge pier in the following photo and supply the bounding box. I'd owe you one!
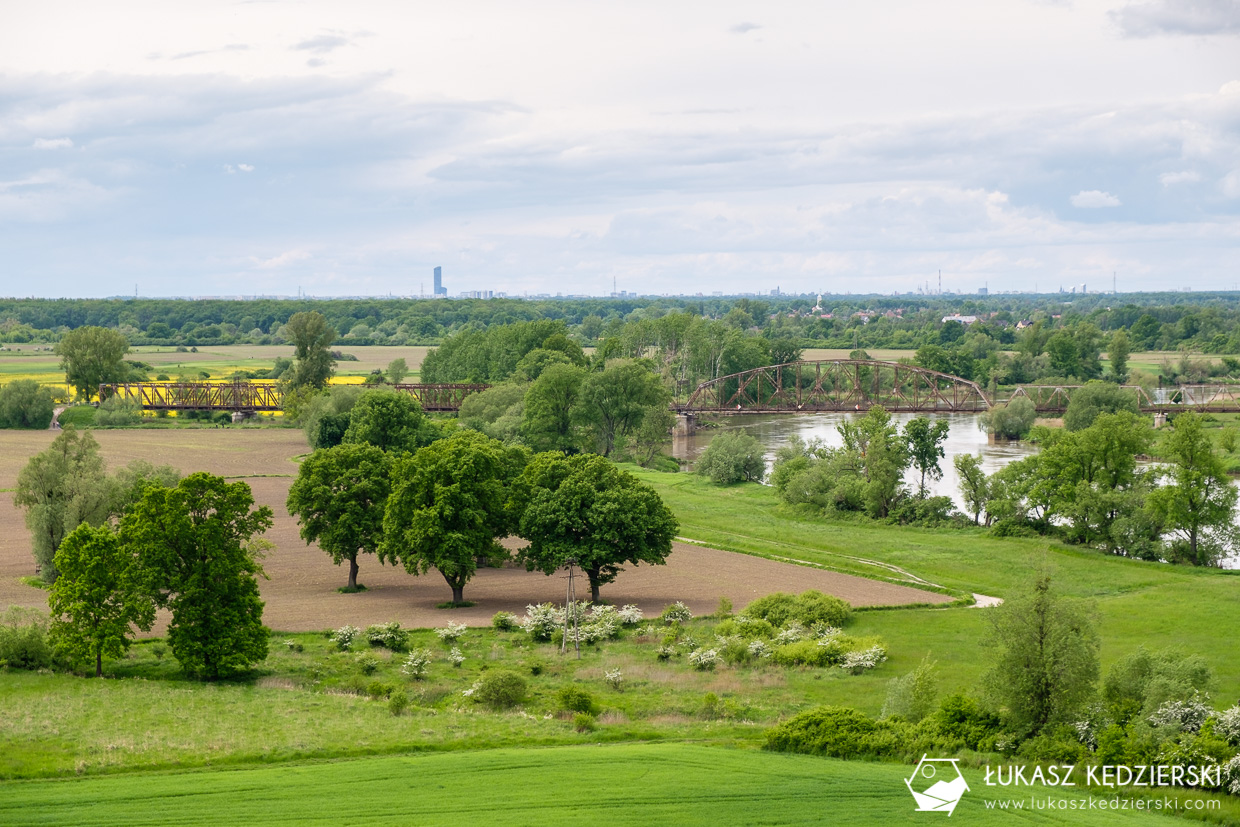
[674,413,696,434]
[1153,412,1167,428]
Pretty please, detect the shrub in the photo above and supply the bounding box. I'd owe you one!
[687,648,720,671]
[356,654,380,675]
[744,590,851,629]
[1148,692,1212,733]
[773,639,840,667]
[491,611,520,631]
[474,670,528,709]
[522,603,561,641]
[747,640,773,660]
[695,432,765,484]
[604,668,623,690]
[94,396,142,427]
[0,607,54,670]
[660,602,692,624]
[400,649,432,680]
[983,397,1037,439]
[840,645,887,674]
[573,713,597,733]
[764,706,905,759]
[927,695,1004,752]
[332,624,360,651]
[881,657,938,722]
[655,644,675,662]
[365,621,408,651]
[448,647,465,668]
[557,685,600,715]
[617,604,644,625]
[367,681,392,700]
[1214,706,1240,746]
[435,621,467,644]
[388,689,409,716]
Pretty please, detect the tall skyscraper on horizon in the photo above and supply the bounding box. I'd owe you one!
[433,266,446,296]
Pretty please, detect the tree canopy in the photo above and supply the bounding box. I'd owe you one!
[120,473,273,679]
[0,380,56,429]
[381,430,525,604]
[514,452,678,602]
[287,443,393,590]
[285,311,337,390]
[48,524,154,677]
[572,360,670,457]
[56,326,129,401]
[342,388,438,454]
[1148,412,1239,566]
[695,431,765,484]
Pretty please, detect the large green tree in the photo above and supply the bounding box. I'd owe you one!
[572,360,670,457]
[287,443,393,590]
[954,453,989,525]
[120,473,273,679]
[695,432,765,484]
[514,452,678,602]
[839,406,909,518]
[56,326,129,401]
[381,430,524,604]
[14,428,112,581]
[0,380,56,428]
[1108,329,1131,383]
[48,524,155,677]
[1149,412,1239,566]
[342,389,437,454]
[1062,380,1141,432]
[522,363,587,452]
[285,311,336,390]
[983,575,1099,737]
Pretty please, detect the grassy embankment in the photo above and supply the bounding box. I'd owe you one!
[0,744,1192,827]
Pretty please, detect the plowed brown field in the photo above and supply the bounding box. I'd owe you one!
[0,429,952,630]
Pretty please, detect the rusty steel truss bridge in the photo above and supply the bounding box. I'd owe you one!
[98,382,489,413]
[676,360,1240,415]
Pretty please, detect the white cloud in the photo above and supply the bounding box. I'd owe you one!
[1160,170,1201,185]
[1070,190,1121,208]
[237,163,254,172]
[729,22,762,34]
[1223,170,1240,198]
[253,249,311,269]
[1110,0,1240,37]
[32,137,73,149]
[293,34,350,54]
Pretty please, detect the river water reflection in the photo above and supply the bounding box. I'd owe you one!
[671,412,1037,510]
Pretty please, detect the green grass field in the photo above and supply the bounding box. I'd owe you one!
[0,744,1196,827]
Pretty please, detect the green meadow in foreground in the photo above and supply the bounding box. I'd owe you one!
[0,744,1192,827]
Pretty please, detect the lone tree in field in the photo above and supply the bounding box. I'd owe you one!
[285,311,337,390]
[514,452,678,602]
[121,473,273,679]
[56,326,129,402]
[695,431,765,484]
[386,357,409,384]
[381,430,525,605]
[14,427,112,582]
[48,524,155,677]
[287,443,393,590]
[983,574,1098,737]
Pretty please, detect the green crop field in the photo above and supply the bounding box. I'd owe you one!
[0,744,1195,827]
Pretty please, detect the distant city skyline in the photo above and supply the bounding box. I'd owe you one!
[2,1,1238,298]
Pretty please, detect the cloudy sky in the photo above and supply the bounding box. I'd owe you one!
[2,0,1239,298]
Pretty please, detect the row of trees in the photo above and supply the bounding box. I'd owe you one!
[964,411,1238,565]
[288,429,679,604]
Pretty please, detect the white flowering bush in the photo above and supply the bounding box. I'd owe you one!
[522,603,560,641]
[747,640,773,659]
[840,645,887,674]
[775,624,806,645]
[1148,692,1211,733]
[332,625,360,651]
[661,602,693,624]
[617,605,644,625]
[604,669,623,690]
[688,648,720,671]
[435,621,468,644]
[462,680,481,698]
[655,644,676,661]
[810,623,842,640]
[448,647,465,668]
[1214,706,1240,746]
[401,649,433,680]
[491,611,520,631]
[365,621,408,651]
[1222,755,1240,796]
